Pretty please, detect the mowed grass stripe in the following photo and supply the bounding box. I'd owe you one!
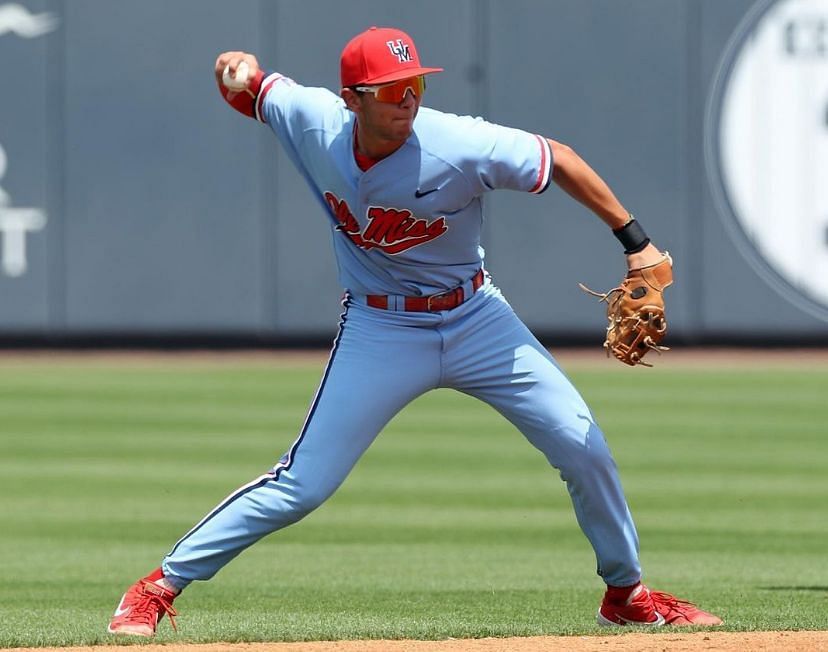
[0,358,826,645]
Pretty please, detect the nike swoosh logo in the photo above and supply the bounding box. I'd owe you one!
[618,612,665,626]
[113,596,130,617]
[415,187,440,198]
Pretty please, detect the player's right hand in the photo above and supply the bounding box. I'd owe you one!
[214,51,261,91]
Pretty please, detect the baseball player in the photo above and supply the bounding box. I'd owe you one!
[108,26,722,637]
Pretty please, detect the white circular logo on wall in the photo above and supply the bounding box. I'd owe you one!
[706,0,828,321]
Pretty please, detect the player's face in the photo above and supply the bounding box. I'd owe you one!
[359,88,420,140]
[342,79,422,144]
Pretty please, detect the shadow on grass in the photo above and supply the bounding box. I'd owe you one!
[760,586,828,592]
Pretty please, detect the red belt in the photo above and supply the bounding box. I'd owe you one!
[366,269,485,312]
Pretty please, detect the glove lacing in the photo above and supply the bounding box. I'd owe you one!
[578,283,669,366]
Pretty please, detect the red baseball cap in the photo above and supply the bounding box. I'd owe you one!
[340,26,443,87]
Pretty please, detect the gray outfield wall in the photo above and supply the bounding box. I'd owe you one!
[1,0,826,342]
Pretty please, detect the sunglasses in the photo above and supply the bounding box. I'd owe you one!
[353,75,426,104]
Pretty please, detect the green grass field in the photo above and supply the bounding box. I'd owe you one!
[1,354,826,648]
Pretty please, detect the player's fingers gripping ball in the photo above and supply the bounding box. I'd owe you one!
[580,253,673,367]
[222,60,250,91]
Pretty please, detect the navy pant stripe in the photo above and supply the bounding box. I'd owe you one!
[166,297,351,557]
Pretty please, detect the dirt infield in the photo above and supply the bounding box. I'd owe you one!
[8,632,828,652]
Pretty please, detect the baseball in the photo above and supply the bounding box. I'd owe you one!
[222,61,249,90]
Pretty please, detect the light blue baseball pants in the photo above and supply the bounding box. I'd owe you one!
[161,281,641,589]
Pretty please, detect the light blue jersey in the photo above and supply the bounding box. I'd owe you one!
[256,73,552,295]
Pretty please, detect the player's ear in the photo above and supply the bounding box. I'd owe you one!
[341,88,362,112]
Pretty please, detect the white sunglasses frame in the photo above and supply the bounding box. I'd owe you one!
[352,76,426,102]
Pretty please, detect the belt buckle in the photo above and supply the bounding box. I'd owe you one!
[427,287,462,311]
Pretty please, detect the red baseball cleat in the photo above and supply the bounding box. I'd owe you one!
[107,568,178,636]
[598,583,723,626]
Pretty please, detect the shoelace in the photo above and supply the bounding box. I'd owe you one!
[131,582,178,631]
[649,591,696,616]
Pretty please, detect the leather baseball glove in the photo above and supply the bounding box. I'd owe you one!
[580,253,673,367]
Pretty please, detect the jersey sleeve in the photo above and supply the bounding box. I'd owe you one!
[254,72,343,149]
[253,72,295,124]
[458,117,554,195]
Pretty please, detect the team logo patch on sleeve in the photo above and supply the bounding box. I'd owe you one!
[324,192,447,254]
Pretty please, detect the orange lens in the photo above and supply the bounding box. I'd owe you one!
[373,76,426,103]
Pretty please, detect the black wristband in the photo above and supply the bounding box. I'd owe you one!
[613,217,650,254]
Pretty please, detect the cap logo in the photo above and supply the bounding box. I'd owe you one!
[386,39,412,63]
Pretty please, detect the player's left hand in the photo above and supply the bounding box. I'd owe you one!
[624,242,663,271]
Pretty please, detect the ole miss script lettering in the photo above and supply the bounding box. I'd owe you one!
[324,191,448,255]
